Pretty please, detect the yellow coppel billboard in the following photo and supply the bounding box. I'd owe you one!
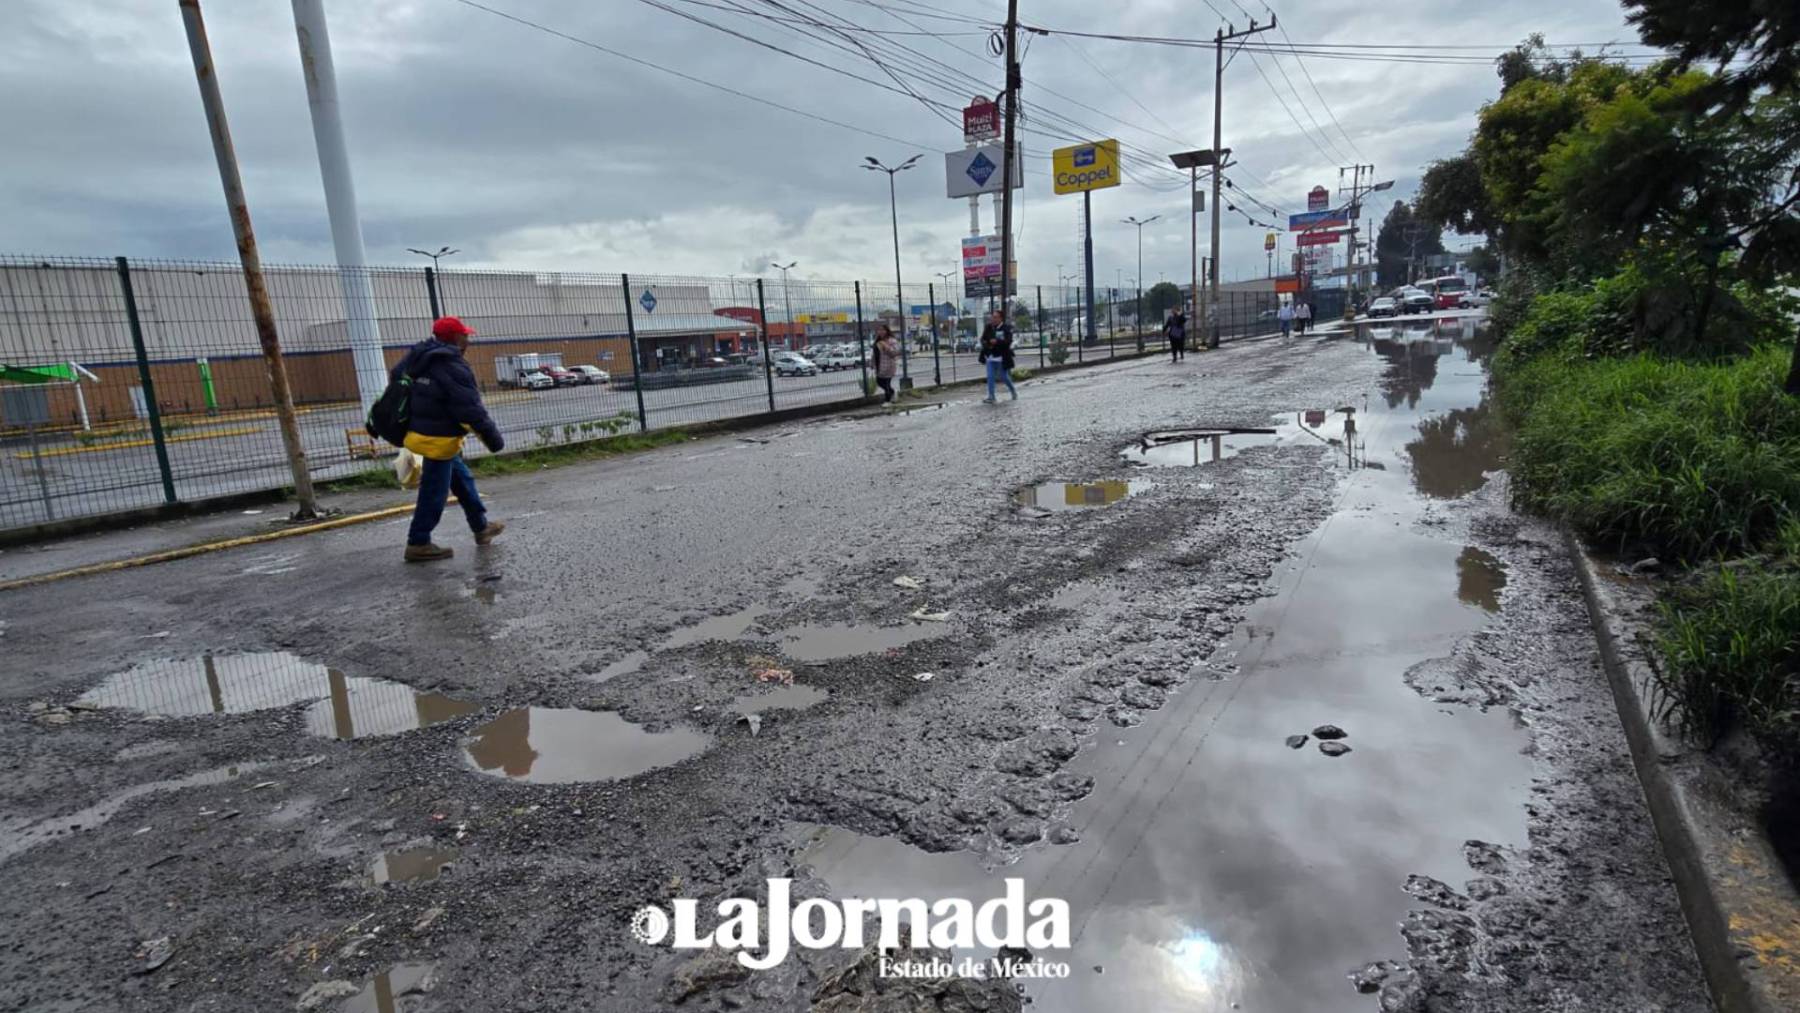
[1052,139,1121,195]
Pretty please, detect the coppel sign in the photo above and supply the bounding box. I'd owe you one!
[1052,139,1121,195]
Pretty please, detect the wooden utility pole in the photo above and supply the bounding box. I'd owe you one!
[1208,17,1276,348]
[998,0,1020,318]
[179,0,319,517]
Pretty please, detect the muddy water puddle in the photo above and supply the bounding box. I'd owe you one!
[340,962,436,1013]
[1,761,271,863]
[369,845,459,886]
[461,708,710,783]
[800,317,1535,1012]
[730,683,827,715]
[76,652,477,741]
[1015,479,1150,512]
[775,621,947,662]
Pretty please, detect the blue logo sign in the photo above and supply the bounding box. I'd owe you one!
[1074,146,1095,167]
[966,152,996,187]
[639,289,657,314]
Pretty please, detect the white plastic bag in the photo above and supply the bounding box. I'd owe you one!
[394,448,424,489]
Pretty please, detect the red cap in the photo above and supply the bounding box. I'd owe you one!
[432,316,475,341]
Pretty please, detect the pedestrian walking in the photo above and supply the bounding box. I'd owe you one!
[1278,301,1295,340]
[872,324,900,403]
[1296,300,1313,335]
[979,309,1018,403]
[394,316,505,562]
[1164,308,1188,362]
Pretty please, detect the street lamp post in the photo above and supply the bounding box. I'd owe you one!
[771,261,796,352]
[864,154,922,382]
[934,269,957,372]
[407,245,459,318]
[1122,215,1159,351]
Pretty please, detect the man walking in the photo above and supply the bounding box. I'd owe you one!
[1164,308,1187,362]
[1277,301,1294,340]
[395,316,505,561]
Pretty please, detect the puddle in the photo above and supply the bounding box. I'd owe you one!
[774,622,947,662]
[462,708,710,783]
[663,604,769,649]
[1121,428,1278,467]
[1457,546,1508,613]
[731,683,827,715]
[0,761,269,863]
[369,845,459,885]
[593,650,650,682]
[1014,479,1149,512]
[340,962,436,1013]
[77,652,477,741]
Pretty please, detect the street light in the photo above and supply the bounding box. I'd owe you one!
[770,260,796,351]
[407,246,459,317]
[1122,215,1160,350]
[406,245,459,272]
[864,154,922,380]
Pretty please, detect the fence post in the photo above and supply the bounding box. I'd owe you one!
[424,266,441,320]
[115,257,178,506]
[854,281,869,398]
[620,274,649,432]
[927,283,942,387]
[1036,286,1046,370]
[757,279,775,413]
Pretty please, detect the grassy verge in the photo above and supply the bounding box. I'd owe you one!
[1493,275,1800,760]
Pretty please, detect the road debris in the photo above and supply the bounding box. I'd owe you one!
[1285,735,1308,749]
[893,575,923,590]
[910,672,936,682]
[1312,724,1347,740]
[908,607,952,622]
[134,936,173,975]
[1319,741,1352,757]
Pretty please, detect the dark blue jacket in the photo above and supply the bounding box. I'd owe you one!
[391,339,504,451]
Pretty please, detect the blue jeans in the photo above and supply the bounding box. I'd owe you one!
[986,358,1016,399]
[408,455,488,546]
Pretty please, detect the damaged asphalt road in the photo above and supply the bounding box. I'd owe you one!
[0,321,1708,1012]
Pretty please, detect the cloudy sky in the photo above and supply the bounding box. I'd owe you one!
[2,0,1650,289]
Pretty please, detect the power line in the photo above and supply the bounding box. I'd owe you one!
[1271,12,1366,162]
[448,0,942,151]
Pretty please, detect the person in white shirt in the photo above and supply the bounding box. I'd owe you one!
[1277,302,1294,339]
[1295,300,1313,334]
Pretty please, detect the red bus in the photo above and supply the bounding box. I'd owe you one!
[1422,275,1468,309]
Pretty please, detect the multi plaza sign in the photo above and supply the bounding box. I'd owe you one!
[1052,139,1121,194]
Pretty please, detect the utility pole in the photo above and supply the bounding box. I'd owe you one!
[1209,16,1276,348]
[292,0,385,412]
[1339,164,1392,317]
[998,0,1021,323]
[179,0,318,518]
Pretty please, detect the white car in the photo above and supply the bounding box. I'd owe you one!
[568,365,610,385]
[817,349,860,371]
[771,353,819,377]
[517,370,555,391]
[1458,290,1493,308]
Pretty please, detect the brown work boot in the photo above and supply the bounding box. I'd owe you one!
[474,520,506,546]
[404,543,455,562]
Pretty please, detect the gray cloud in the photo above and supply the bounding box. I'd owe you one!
[0,0,1643,284]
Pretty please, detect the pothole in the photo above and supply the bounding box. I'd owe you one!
[340,962,437,1013]
[730,683,828,715]
[1122,428,1279,467]
[1456,547,1508,613]
[1013,479,1150,512]
[461,708,710,783]
[76,652,478,740]
[369,845,459,886]
[774,622,948,662]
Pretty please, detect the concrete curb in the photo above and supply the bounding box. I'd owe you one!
[1565,531,1800,1013]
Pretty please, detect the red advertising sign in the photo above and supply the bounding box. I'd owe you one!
[963,99,1000,143]
[1296,229,1345,247]
[1308,185,1329,211]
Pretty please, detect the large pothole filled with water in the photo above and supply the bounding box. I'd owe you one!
[76,652,478,740]
[1014,479,1150,512]
[461,708,710,783]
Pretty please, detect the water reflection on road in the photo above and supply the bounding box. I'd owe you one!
[796,314,1531,1012]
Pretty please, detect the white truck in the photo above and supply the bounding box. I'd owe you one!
[495,353,564,388]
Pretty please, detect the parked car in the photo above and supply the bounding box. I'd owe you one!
[518,370,555,391]
[1366,297,1399,319]
[954,335,979,353]
[568,365,609,385]
[771,352,819,377]
[1458,289,1493,308]
[537,364,580,387]
[1390,287,1435,316]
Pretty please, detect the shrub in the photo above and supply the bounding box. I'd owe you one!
[1048,342,1070,366]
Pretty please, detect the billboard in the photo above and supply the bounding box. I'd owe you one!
[1297,229,1346,247]
[946,144,1024,198]
[1289,209,1351,231]
[1051,139,1121,195]
[1264,232,1277,252]
[1308,186,1329,211]
[963,99,1000,143]
[962,234,1005,280]
[795,312,848,324]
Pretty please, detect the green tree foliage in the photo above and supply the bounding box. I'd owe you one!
[1625,0,1799,106]
[1146,281,1183,316]
[1415,154,1499,237]
[1374,202,1445,288]
[1464,246,1500,280]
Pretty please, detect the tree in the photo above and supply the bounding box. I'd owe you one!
[1416,154,1500,238]
[1146,282,1183,316]
[1375,202,1445,288]
[1465,246,1501,281]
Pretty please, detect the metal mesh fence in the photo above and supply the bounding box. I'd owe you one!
[0,254,1298,533]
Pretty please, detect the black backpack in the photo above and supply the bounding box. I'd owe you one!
[365,366,417,447]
